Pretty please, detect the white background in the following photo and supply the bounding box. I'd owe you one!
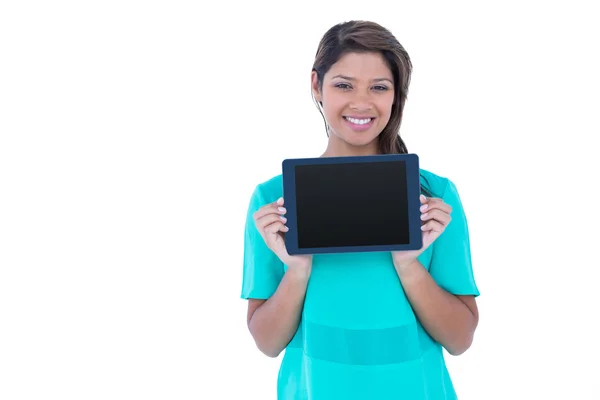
[1,1,599,399]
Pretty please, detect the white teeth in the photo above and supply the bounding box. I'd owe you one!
[345,117,372,125]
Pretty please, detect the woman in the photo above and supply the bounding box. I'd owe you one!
[240,20,480,400]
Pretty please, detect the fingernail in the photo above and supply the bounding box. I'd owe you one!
[420,205,427,211]
[278,207,286,213]
[280,216,287,222]
[277,197,283,205]
[421,213,428,220]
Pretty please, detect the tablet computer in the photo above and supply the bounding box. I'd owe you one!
[282,153,423,255]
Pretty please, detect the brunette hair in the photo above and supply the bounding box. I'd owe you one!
[312,20,435,196]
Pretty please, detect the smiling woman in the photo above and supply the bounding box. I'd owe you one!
[240,20,480,400]
[313,52,395,149]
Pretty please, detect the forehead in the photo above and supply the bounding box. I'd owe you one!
[325,51,393,80]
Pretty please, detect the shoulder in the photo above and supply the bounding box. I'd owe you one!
[419,168,467,216]
[249,174,283,207]
[419,168,455,199]
[252,170,458,200]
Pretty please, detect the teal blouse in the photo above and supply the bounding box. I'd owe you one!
[241,169,479,399]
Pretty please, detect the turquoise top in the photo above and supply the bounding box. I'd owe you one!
[241,169,479,400]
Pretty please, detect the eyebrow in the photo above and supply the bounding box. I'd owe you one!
[331,74,393,84]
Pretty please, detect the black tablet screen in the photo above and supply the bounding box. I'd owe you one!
[294,160,410,249]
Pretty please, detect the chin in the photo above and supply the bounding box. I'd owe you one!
[330,126,380,149]
[343,136,378,149]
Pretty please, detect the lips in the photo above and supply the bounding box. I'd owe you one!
[344,116,375,131]
[344,116,373,125]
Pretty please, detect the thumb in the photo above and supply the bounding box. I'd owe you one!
[272,232,289,257]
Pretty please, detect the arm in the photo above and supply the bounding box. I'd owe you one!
[392,179,480,355]
[395,260,478,356]
[247,267,310,358]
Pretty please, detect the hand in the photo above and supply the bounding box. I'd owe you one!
[392,194,452,269]
[253,197,312,274]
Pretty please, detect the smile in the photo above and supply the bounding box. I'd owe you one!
[344,116,375,131]
[344,117,373,125]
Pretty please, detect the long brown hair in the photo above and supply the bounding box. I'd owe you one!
[312,20,434,196]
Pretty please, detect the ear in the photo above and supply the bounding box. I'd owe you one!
[311,70,322,103]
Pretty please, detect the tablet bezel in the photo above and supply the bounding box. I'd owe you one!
[282,153,423,255]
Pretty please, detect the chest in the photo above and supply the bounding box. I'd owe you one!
[299,247,433,328]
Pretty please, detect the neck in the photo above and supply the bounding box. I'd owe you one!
[320,136,380,158]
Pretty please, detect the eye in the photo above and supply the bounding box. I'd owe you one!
[335,83,352,90]
[373,85,389,91]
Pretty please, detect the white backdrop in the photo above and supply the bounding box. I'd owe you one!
[1,1,599,399]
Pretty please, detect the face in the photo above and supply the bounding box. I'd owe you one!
[312,51,395,153]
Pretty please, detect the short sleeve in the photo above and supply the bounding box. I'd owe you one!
[429,179,480,297]
[240,185,285,299]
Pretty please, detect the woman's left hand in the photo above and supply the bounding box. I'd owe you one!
[392,194,452,269]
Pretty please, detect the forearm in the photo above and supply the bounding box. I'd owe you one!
[248,268,310,357]
[395,260,478,355]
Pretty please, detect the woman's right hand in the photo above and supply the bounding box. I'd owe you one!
[253,197,312,275]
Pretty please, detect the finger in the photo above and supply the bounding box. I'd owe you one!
[253,201,287,220]
[421,198,452,214]
[430,199,452,214]
[420,209,451,226]
[265,220,289,234]
[420,194,441,204]
[421,219,445,232]
[256,213,287,231]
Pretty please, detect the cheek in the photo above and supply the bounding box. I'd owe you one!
[378,97,395,119]
[322,99,344,120]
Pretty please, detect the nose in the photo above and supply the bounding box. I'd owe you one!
[349,90,373,111]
